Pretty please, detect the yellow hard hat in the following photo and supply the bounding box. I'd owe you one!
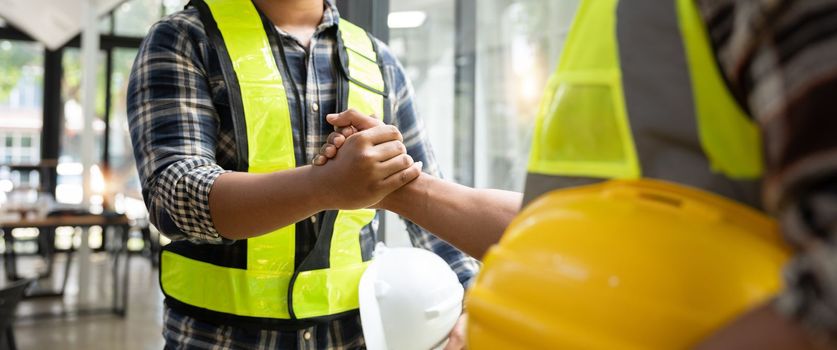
[467,179,790,349]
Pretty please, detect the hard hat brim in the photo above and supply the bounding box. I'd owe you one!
[359,261,387,350]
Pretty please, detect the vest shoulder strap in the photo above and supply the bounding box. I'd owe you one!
[337,18,387,119]
[339,19,378,64]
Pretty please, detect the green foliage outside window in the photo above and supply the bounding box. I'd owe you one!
[0,40,42,103]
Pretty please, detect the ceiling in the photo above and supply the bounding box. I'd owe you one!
[1,0,461,49]
[0,0,125,49]
[389,0,451,12]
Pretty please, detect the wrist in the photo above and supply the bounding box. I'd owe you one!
[301,165,336,210]
[380,172,430,213]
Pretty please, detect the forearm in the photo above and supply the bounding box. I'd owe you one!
[381,173,522,259]
[697,302,825,350]
[209,165,328,240]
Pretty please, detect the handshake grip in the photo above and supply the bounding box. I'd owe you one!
[309,109,422,210]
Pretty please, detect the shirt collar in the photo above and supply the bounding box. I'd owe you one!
[319,0,340,31]
[271,1,339,40]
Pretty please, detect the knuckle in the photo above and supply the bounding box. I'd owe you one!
[360,150,374,162]
[327,132,339,143]
[340,126,354,137]
[387,125,400,138]
[356,132,370,143]
[345,136,361,148]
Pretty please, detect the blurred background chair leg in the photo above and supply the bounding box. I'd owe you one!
[35,228,55,279]
[1,230,17,282]
[140,226,159,269]
[0,280,33,350]
[59,241,74,296]
[5,325,15,350]
[111,224,130,316]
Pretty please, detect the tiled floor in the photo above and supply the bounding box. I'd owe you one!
[10,253,165,350]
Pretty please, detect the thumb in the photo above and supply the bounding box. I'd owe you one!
[326,109,382,131]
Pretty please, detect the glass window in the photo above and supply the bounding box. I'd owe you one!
[99,13,114,35]
[388,1,456,178]
[388,0,579,191]
[110,48,145,218]
[386,2,457,246]
[474,0,578,190]
[163,0,189,15]
[0,39,43,170]
[58,48,106,204]
[114,0,163,37]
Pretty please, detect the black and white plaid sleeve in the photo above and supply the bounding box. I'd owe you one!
[700,0,837,342]
[127,15,231,244]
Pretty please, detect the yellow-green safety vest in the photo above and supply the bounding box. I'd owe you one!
[525,0,764,208]
[160,0,389,329]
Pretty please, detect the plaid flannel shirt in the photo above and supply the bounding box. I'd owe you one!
[699,0,837,342]
[128,2,478,348]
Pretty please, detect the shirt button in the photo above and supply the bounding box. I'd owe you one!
[303,331,312,340]
[311,102,319,112]
[310,215,317,224]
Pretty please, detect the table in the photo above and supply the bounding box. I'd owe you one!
[2,160,58,198]
[0,214,131,318]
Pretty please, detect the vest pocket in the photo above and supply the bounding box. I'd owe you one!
[529,71,640,180]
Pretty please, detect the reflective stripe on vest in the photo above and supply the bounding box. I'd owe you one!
[161,0,385,322]
[340,20,386,119]
[524,0,764,208]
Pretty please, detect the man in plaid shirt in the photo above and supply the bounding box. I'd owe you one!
[127,0,478,348]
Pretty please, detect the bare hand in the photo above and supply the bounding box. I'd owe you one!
[696,303,827,350]
[310,117,420,210]
[443,313,467,350]
[312,109,383,166]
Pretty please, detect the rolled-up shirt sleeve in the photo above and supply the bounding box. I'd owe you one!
[127,18,231,244]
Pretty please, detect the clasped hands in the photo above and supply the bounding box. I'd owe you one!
[308,109,422,210]
[310,109,467,350]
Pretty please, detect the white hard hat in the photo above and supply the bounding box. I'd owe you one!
[359,243,464,350]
